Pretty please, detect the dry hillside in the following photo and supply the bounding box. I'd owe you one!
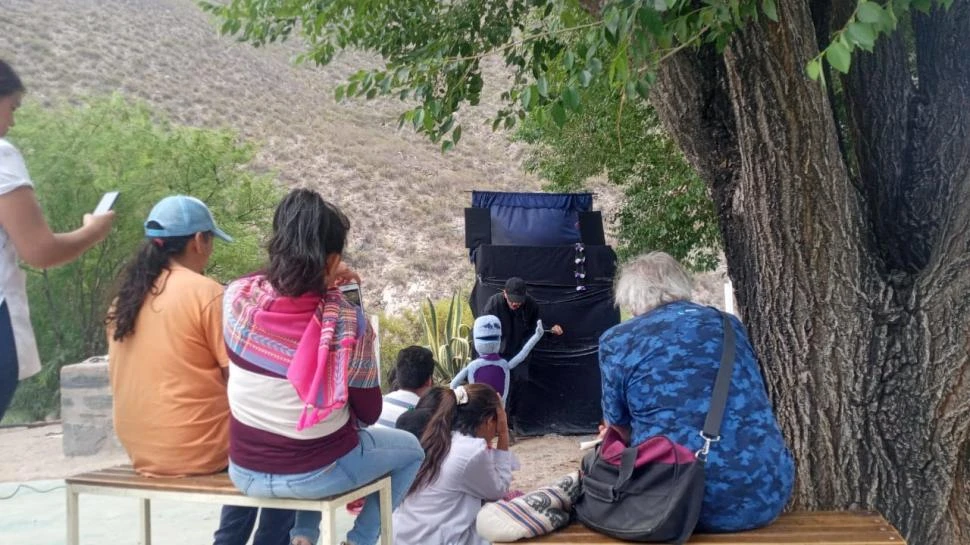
[0,0,731,314]
[0,0,568,312]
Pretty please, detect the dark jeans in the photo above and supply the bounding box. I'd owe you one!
[213,506,295,545]
[0,302,19,424]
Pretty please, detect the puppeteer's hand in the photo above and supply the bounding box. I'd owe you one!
[535,319,545,337]
[551,324,564,335]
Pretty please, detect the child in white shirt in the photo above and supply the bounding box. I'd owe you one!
[393,384,519,545]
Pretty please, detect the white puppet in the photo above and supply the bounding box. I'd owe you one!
[450,314,544,403]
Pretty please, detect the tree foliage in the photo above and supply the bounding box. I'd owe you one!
[517,79,720,269]
[7,96,281,420]
[200,0,932,151]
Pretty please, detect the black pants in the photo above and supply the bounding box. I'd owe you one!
[213,506,296,545]
[0,302,19,423]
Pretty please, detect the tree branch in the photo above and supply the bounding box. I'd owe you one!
[910,0,970,280]
[840,25,916,273]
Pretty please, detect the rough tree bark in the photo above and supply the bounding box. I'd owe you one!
[649,0,970,543]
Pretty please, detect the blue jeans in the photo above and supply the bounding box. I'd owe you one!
[229,427,424,545]
[0,302,19,423]
[213,505,295,545]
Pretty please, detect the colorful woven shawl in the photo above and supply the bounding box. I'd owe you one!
[224,275,359,431]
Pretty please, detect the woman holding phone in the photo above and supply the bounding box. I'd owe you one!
[0,59,115,421]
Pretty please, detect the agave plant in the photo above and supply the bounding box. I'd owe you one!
[421,290,472,383]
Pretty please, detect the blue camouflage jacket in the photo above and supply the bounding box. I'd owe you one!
[598,300,795,531]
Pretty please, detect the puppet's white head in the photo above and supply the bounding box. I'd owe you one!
[473,315,503,356]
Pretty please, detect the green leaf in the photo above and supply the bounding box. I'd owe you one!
[334,85,345,102]
[551,102,567,128]
[563,86,581,112]
[520,86,534,110]
[847,22,876,50]
[625,81,637,99]
[762,0,779,21]
[638,7,665,35]
[537,76,549,98]
[856,2,883,23]
[564,51,575,70]
[827,41,852,73]
[610,53,630,85]
[579,70,593,87]
[453,125,462,145]
[805,59,822,80]
[423,109,435,132]
[636,78,651,100]
[654,0,668,12]
[441,140,454,153]
[878,5,898,31]
[413,107,425,129]
[605,9,621,43]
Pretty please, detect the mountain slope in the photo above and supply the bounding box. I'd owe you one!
[1,0,543,311]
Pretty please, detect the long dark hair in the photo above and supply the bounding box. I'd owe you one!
[409,383,501,495]
[266,189,350,297]
[107,233,204,341]
[0,60,25,97]
[395,386,449,439]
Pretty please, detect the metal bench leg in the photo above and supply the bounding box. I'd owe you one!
[378,480,393,545]
[139,498,152,545]
[66,485,80,545]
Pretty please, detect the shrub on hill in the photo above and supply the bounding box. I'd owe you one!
[6,96,281,421]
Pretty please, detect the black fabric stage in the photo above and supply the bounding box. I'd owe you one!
[469,245,620,435]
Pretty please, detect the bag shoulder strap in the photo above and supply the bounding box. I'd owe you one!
[701,311,737,441]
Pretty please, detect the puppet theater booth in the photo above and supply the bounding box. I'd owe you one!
[465,191,620,436]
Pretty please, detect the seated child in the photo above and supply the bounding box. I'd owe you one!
[376,346,435,428]
[450,315,543,403]
[393,384,518,545]
[395,386,448,439]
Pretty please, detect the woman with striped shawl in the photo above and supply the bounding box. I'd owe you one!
[223,189,424,545]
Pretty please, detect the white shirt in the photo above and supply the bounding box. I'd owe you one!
[0,138,41,380]
[375,389,420,428]
[393,432,519,545]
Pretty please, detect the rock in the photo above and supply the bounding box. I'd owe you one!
[60,357,123,457]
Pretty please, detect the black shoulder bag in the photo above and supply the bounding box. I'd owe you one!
[574,312,737,543]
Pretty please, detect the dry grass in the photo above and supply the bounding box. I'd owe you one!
[0,0,551,313]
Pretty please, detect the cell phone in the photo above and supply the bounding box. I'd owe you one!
[93,191,120,215]
[339,282,363,307]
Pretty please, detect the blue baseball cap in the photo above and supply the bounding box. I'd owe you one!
[144,195,233,242]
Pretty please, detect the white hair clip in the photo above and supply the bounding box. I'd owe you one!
[454,385,469,405]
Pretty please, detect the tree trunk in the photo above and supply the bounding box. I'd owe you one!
[650,0,970,543]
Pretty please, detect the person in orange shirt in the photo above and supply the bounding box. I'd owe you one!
[106,195,294,545]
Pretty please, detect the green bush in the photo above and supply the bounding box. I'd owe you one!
[377,309,424,391]
[517,80,721,271]
[376,291,474,391]
[7,96,282,421]
[421,290,472,383]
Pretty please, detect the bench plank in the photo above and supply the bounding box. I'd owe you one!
[65,465,396,545]
[496,512,905,544]
[66,465,242,495]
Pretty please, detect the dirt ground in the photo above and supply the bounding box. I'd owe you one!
[0,423,590,491]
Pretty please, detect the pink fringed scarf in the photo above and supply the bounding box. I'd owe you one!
[224,275,360,431]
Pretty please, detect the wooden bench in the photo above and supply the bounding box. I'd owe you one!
[496,512,906,544]
[65,465,392,545]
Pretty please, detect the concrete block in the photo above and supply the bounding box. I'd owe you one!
[60,356,124,457]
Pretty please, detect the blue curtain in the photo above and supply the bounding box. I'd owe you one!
[471,191,593,246]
